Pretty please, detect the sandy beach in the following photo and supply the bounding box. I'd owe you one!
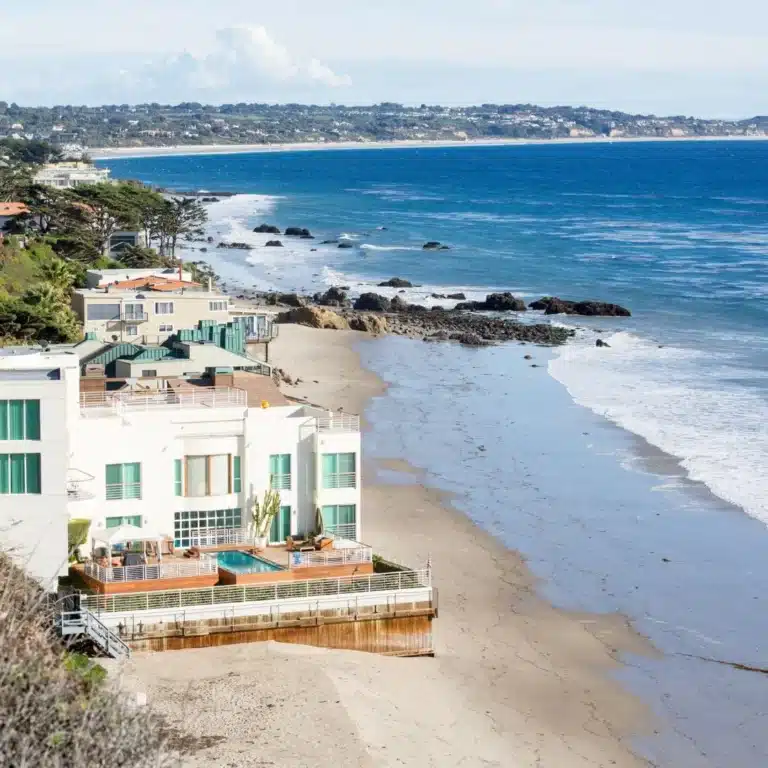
[110,324,656,767]
[89,134,768,161]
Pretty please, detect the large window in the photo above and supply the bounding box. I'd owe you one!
[105,462,141,500]
[321,504,356,540]
[209,300,228,312]
[106,515,141,529]
[0,399,40,441]
[321,453,356,489]
[154,302,174,315]
[269,506,292,544]
[181,455,238,497]
[269,454,291,490]
[174,508,242,548]
[0,453,41,494]
[86,303,120,321]
[123,303,144,321]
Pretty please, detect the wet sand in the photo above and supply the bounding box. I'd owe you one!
[112,324,656,767]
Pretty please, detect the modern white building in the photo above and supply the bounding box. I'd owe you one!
[33,162,111,189]
[0,349,361,590]
[0,348,81,589]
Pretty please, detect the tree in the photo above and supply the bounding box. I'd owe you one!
[118,245,167,268]
[66,183,136,255]
[154,197,207,258]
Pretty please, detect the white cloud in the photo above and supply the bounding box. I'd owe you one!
[133,25,351,99]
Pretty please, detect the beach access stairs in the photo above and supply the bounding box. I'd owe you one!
[57,604,132,659]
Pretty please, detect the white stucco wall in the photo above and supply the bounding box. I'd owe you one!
[0,351,80,590]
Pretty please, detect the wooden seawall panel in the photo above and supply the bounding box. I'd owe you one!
[128,614,434,656]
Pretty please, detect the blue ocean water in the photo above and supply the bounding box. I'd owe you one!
[102,142,768,767]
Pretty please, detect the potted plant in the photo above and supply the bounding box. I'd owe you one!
[250,490,281,549]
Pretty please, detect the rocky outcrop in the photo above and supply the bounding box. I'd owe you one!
[529,297,631,317]
[254,224,281,234]
[313,287,350,307]
[452,332,491,347]
[337,242,354,249]
[348,314,388,335]
[277,306,349,330]
[265,240,283,247]
[353,293,391,312]
[284,227,312,237]
[389,295,408,312]
[217,241,253,250]
[430,292,466,300]
[455,292,527,312]
[422,241,450,250]
[378,277,414,288]
[277,293,305,308]
[596,339,611,348]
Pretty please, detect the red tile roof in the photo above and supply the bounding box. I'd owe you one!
[0,202,29,216]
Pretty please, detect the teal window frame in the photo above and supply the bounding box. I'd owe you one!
[233,456,242,493]
[173,508,242,549]
[174,459,183,497]
[269,454,291,490]
[105,462,141,500]
[106,515,142,529]
[269,505,292,544]
[0,399,40,441]
[321,452,356,489]
[0,453,41,494]
[321,504,357,539]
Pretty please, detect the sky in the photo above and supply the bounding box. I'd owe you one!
[1,0,766,117]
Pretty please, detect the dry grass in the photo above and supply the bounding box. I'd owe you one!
[0,552,176,767]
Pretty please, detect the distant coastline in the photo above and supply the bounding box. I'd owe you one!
[90,134,768,161]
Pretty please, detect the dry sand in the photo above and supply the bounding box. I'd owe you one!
[112,324,656,767]
[90,134,768,161]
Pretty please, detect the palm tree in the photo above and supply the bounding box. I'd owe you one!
[23,283,64,315]
[38,258,74,294]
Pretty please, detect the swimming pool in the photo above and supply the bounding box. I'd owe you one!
[216,550,284,574]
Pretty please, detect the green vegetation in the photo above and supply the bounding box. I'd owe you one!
[67,519,90,562]
[0,551,173,766]
[0,138,207,345]
[1,101,765,149]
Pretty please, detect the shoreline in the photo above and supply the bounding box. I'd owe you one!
[117,324,655,767]
[90,134,768,160]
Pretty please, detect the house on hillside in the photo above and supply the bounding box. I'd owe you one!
[0,202,29,233]
[34,162,110,189]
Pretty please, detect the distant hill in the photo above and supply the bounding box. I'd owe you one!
[0,101,764,149]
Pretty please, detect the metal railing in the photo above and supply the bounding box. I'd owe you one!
[84,556,218,583]
[322,472,357,489]
[317,413,360,432]
[324,523,357,541]
[121,311,149,323]
[289,544,373,569]
[105,482,142,500]
[83,568,432,614]
[67,483,95,501]
[269,473,292,491]
[178,527,249,548]
[79,387,247,414]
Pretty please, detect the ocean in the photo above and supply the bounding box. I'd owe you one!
[101,141,768,767]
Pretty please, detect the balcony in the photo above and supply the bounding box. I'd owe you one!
[316,413,360,433]
[84,556,218,584]
[323,472,356,489]
[80,387,247,416]
[288,541,372,570]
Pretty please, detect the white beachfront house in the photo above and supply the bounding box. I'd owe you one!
[33,162,111,189]
[0,347,361,591]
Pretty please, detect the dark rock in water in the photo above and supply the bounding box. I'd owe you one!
[390,295,408,311]
[452,332,491,347]
[596,339,611,348]
[447,292,466,300]
[300,233,315,239]
[531,364,540,368]
[431,293,446,299]
[377,226,388,231]
[484,292,527,312]
[425,330,451,341]
[354,293,391,312]
[254,223,281,234]
[378,277,414,288]
[285,227,312,237]
[310,248,317,252]
[321,239,339,245]
[337,242,354,249]
[217,241,253,250]
[277,293,305,308]
[200,247,208,252]
[339,286,350,291]
[423,241,448,250]
[524,354,533,360]
[454,292,526,312]
[207,236,214,243]
[529,296,631,317]
[314,287,350,307]
[265,240,283,247]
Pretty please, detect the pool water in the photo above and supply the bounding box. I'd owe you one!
[216,550,284,574]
